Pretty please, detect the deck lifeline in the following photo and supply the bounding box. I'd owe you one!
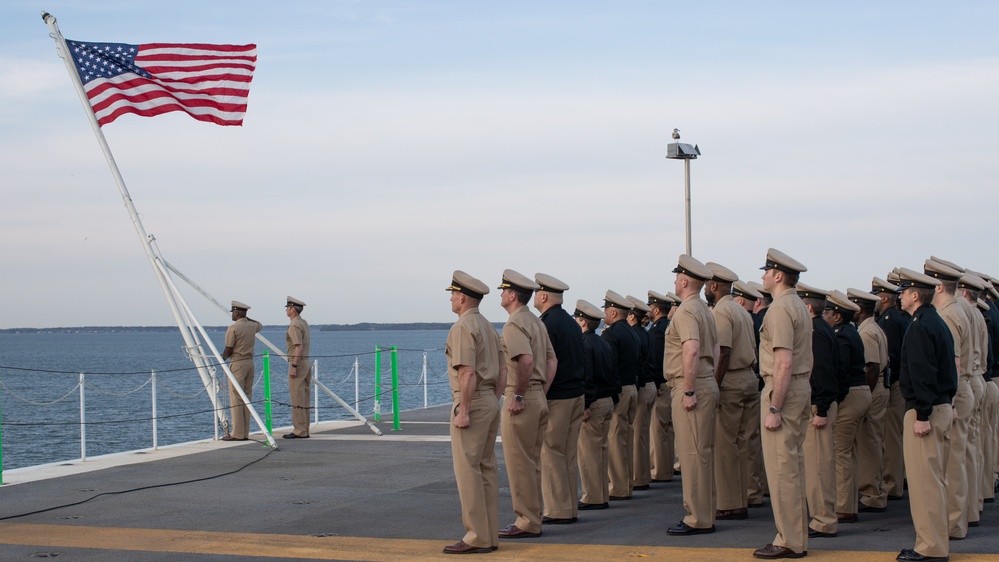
[1,405,997,561]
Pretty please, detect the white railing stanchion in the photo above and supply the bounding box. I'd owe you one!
[79,372,86,462]
[423,352,428,409]
[151,369,158,450]
[354,356,360,413]
[313,359,319,425]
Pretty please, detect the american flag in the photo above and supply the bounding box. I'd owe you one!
[65,40,257,127]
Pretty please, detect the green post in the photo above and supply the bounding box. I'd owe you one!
[263,350,273,434]
[374,345,383,422]
[391,346,400,431]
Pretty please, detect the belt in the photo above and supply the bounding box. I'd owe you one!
[849,385,869,390]
[762,373,809,380]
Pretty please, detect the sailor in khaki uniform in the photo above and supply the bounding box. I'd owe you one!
[973,275,999,506]
[284,296,311,439]
[704,262,758,522]
[602,290,641,499]
[825,289,870,524]
[754,249,812,560]
[534,273,586,525]
[443,271,504,555]
[664,255,720,536]
[497,269,555,539]
[797,284,840,539]
[895,268,957,562]
[733,280,768,509]
[849,288,891,513]
[924,258,974,539]
[648,291,677,482]
[957,271,989,519]
[626,295,656,490]
[222,301,262,441]
[574,300,617,510]
[874,276,909,501]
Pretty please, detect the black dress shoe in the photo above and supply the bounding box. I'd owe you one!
[753,544,806,559]
[808,528,837,538]
[859,503,887,513]
[498,524,541,539]
[969,520,980,527]
[896,548,949,561]
[577,501,609,510]
[443,540,492,554]
[541,516,576,524]
[633,484,650,490]
[651,478,673,483]
[748,502,766,509]
[282,433,309,439]
[666,522,715,536]
[984,497,994,503]
[609,495,632,500]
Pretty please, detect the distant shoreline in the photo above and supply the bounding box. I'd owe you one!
[0,322,474,334]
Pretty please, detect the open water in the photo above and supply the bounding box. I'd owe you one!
[0,330,452,471]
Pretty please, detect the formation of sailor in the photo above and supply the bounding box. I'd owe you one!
[438,253,999,560]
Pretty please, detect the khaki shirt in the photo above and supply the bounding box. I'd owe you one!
[664,293,717,381]
[759,285,813,377]
[502,305,555,389]
[225,317,262,364]
[937,296,971,377]
[286,315,311,363]
[857,317,889,373]
[958,296,988,376]
[445,306,503,395]
[711,294,757,372]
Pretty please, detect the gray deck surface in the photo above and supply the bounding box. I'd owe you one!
[0,404,996,561]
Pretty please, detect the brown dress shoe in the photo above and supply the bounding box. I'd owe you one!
[442,540,492,554]
[837,512,858,523]
[498,524,541,539]
[753,543,807,559]
[716,508,748,520]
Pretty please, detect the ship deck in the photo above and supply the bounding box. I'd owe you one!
[1,405,997,561]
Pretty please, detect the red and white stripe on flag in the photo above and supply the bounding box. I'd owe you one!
[66,40,256,127]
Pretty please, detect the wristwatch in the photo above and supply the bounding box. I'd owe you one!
[769,406,781,414]
[684,390,695,397]
[514,394,524,402]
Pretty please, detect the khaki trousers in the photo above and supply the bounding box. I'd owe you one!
[805,401,838,534]
[288,364,312,437]
[968,374,985,517]
[984,381,999,501]
[451,390,501,549]
[858,382,890,508]
[761,375,811,554]
[714,368,757,510]
[650,387,675,481]
[501,387,548,534]
[746,385,768,504]
[835,385,872,514]
[578,397,614,504]
[947,377,973,538]
[671,376,719,528]
[608,384,638,497]
[542,396,584,519]
[633,382,657,486]
[883,381,907,498]
[228,360,254,439]
[904,405,952,559]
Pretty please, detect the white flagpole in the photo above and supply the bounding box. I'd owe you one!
[42,12,229,435]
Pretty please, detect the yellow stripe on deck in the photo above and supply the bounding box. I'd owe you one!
[0,523,994,561]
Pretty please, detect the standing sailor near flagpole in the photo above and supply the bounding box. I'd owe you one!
[284,297,311,439]
[221,301,262,441]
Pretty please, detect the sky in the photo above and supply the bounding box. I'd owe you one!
[2,1,999,329]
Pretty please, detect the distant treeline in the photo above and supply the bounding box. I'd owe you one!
[0,322,500,334]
